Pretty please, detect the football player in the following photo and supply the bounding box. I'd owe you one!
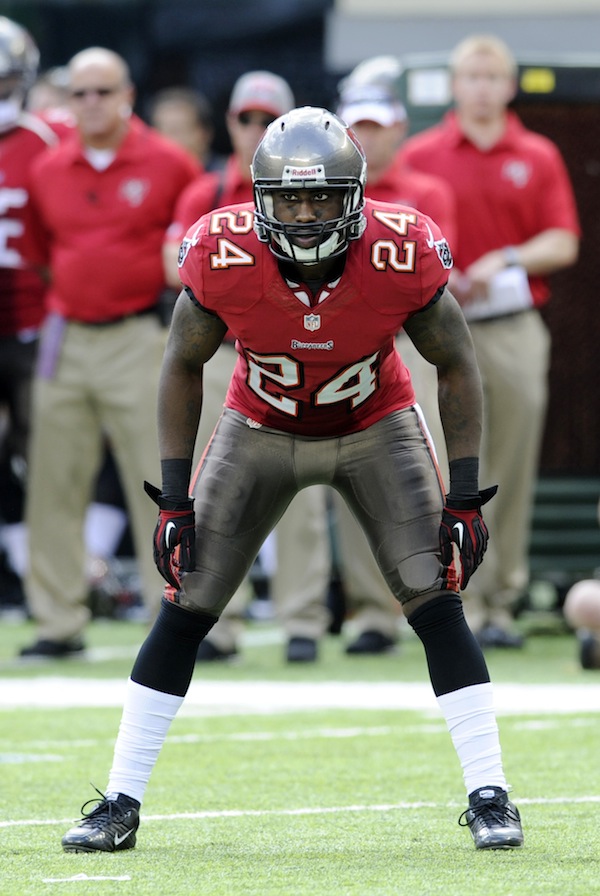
[0,17,57,609]
[61,107,523,853]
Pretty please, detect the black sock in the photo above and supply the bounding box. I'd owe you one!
[407,594,490,697]
[131,598,216,697]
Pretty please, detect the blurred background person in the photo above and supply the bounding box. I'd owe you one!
[148,85,225,172]
[163,70,332,664]
[563,498,600,670]
[19,47,199,659]
[0,17,58,616]
[563,577,600,670]
[26,65,68,113]
[331,56,457,654]
[401,34,581,648]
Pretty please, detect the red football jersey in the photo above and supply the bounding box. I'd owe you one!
[0,113,57,336]
[178,198,452,437]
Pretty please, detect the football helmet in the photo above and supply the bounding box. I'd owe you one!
[252,106,366,265]
[0,16,39,131]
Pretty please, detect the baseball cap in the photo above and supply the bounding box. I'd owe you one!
[337,84,407,128]
[228,70,295,118]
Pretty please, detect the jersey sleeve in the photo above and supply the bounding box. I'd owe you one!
[417,212,454,303]
[176,215,209,307]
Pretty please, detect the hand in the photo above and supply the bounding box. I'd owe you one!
[144,481,195,589]
[439,485,498,590]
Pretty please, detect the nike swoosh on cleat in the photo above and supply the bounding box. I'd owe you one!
[114,828,134,847]
[452,521,465,549]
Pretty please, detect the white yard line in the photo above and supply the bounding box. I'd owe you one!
[2,677,600,714]
[3,795,600,832]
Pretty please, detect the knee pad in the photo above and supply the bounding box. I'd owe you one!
[131,598,217,696]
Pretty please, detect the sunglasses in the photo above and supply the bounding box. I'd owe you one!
[237,111,276,128]
[70,87,121,100]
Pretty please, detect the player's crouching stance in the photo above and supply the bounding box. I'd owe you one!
[61,107,523,853]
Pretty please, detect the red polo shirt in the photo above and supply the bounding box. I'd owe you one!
[401,110,580,305]
[365,152,457,251]
[165,154,253,247]
[28,116,199,322]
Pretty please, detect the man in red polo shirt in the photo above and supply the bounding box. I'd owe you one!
[19,47,199,658]
[401,34,580,648]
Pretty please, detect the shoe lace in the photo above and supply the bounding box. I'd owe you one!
[458,795,515,829]
[79,785,123,824]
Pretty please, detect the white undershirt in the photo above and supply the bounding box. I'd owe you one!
[84,147,116,171]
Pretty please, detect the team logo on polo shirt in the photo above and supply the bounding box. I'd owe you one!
[119,178,150,207]
[502,160,532,188]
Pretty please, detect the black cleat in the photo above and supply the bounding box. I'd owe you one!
[459,786,524,850]
[19,638,85,660]
[345,630,397,655]
[62,788,140,853]
[195,639,238,663]
[578,631,600,669]
[476,625,524,650]
[286,637,317,663]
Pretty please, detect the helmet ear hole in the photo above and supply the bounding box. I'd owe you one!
[252,106,366,265]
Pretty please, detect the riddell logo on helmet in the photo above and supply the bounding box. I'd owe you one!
[283,164,326,185]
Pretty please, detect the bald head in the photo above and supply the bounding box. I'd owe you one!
[68,47,131,87]
[67,46,135,148]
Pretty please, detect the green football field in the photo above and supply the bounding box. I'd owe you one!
[1,615,599,895]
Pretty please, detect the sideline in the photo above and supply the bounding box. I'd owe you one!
[3,677,600,714]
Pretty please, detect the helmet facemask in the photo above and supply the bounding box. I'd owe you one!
[252,108,367,266]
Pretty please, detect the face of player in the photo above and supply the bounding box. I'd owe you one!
[272,188,344,246]
[452,50,516,124]
[68,57,134,148]
[227,108,277,179]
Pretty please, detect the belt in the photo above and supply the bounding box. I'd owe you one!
[72,306,157,327]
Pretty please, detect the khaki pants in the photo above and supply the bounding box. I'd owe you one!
[462,310,551,631]
[25,316,165,641]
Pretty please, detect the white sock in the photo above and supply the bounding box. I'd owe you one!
[437,682,507,797]
[85,502,128,558]
[0,522,28,577]
[106,679,184,805]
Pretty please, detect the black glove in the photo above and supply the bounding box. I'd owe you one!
[439,485,498,590]
[144,481,195,589]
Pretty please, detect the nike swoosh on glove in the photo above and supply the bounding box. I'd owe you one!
[144,481,195,589]
[439,485,498,590]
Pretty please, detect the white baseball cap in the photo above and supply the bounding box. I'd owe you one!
[229,70,295,118]
[337,85,406,128]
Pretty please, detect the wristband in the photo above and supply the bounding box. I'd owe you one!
[161,457,192,501]
[448,457,479,501]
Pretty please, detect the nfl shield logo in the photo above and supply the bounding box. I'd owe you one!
[304,313,321,332]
